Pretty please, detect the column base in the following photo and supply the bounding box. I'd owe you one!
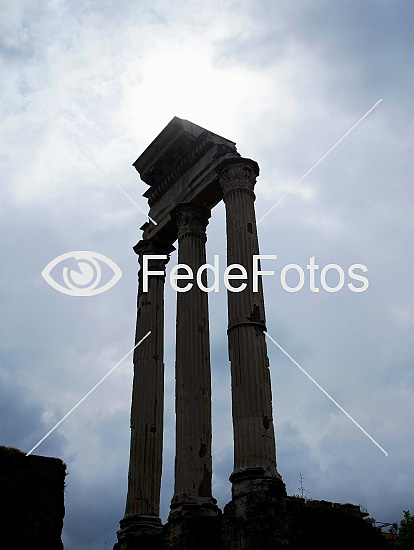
[162,498,222,550]
[222,468,288,550]
[230,466,287,499]
[114,514,162,550]
[168,494,219,519]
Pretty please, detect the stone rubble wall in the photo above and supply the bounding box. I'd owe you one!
[0,446,66,550]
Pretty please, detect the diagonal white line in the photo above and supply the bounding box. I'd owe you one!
[264,331,388,456]
[29,98,157,226]
[26,331,151,456]
[257,99,383,225]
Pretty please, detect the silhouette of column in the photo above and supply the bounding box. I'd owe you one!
[169,203,218,517]
[117,238,174,549]
[217,158,285,495]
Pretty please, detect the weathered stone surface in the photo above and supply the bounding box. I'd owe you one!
[0,446,65,550]
[222,494,387,550]
[170,204,216,511]
[223,495,288,550]
[217,158,284,489]
[162,503,222,550]
[164,203,220,550]
[115,515,162,550]
[284,497,387,550]
[116,240,174,549]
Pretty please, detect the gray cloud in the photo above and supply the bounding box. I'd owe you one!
[1,1,413,547]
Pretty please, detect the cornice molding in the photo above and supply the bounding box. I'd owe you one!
[133,119,182,179]
[145,136,217,206]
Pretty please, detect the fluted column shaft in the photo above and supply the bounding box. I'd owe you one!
[124,239,173,519]
[218,158,280,482]
[170,204,216,513]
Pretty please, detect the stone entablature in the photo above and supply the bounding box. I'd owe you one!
[134,117,240,243]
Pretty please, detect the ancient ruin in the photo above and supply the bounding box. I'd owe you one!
[114,118,385,550]
[0,446,66,550]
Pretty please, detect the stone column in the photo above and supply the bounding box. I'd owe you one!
[169,203,218,517]
[116,238,174,550]
[217,158,285,497]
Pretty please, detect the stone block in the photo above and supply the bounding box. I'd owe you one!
[0,446,65,550]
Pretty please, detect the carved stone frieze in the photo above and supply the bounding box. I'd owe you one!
[146,137,216,207]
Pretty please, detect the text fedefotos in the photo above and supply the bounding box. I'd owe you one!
[142,255,369,293]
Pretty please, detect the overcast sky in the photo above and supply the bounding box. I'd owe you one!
[1,1,413,548]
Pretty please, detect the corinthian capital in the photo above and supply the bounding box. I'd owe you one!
[217,158,260,197]
[172,203,210,240]
[134,238,175,274]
